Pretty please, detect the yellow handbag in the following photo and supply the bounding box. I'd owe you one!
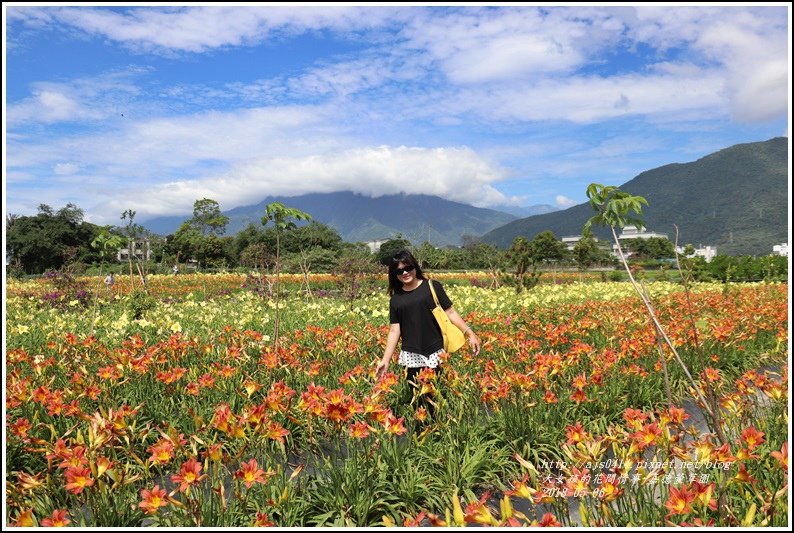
[428,280,466,353]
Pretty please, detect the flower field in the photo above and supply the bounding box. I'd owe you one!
[5,273,789,527]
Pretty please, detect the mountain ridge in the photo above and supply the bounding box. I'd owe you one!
[480,137,788,256]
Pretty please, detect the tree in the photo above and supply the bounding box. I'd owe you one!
[505,236,540,292]
[376,236,413,265]
[6,204,101,274]
[281,221,343,254]
[190,198,229,237]
[262,202,312,353]
[623,237,675,260]
[528,231,567,267]
[584,182,726,447]
[171,221,203,265]
[572,232,601,272]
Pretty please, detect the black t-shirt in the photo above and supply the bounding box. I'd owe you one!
[389,279,453,356]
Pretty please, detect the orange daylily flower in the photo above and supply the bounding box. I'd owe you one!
[770,441,788,471]
[349,421,371,439]
[64,466,94,494]
[734,464,758,484]
[11,508,35,527]
[253,511,274,526]
[139,485,169,515]
[171,457,206,493]
[41,509,70,527]
[571,372,587,390]
[537,512,561,527]
[631,422,662,450]
[740,426,765,451]
[235,458,271,488]
[384,413,407,436]
[565,421,590,445]
[664,485,696,516]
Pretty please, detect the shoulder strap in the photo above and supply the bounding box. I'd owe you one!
[427,279,440,306]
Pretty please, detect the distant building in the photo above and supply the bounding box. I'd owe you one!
[117,238,153,262]
[365,238,390,254]
[561,235,599,251]
[617,225,669,241]
[614,225,669,257]
[772,243,788,257]
[676,245,718,263]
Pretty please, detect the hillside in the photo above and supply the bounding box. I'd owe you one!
[143,192,517,247]
[481,137,789,256]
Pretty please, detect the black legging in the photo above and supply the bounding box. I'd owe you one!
[405,366,442,422]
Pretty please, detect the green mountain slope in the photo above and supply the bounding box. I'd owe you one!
[143,192,517,247]
[481,137,788,256]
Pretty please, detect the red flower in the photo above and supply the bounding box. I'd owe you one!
[139,485,169,515]
[171,457,206,493]
[740,426,765,451]
[41,509,70,527]
[770,441,788,471]
[349,421,371,439]
[64,466,94,494]
[538,512,561,527]
[664,485,696,517]
[234,458,270,488]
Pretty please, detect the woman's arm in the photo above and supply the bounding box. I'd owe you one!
[445,307,481,356]
[376,323,401,380]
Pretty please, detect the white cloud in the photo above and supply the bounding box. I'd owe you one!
[54,163,80,175]
[99,146,510,222]
[7,90,84,124]
[626,6,789,123]
[396,69,727,125]
[7,70,143,126]
[13,6,404,54]
[555,195,578,208]
[400,7,624,84]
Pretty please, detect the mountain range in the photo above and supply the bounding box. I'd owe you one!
[142,137,788,255]
[143,192,520,246]
[481,137,788,256]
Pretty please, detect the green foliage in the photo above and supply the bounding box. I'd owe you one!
[528,230,567,264]
[483,138,787,256]
[91,227,126,261]
[376,236,413,265]
[697,254,788,282]
[584,183,649,234]
[502,236,542,293]
[622,237,676,259]
[190,198,230,236]
[6,203,102,274]
[572,232,602,270]
[334,249,382,305]
[125,289,157,320]
[262,202,313,231]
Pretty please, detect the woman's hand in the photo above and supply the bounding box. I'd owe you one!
[467,330,481,356]
[375,357,391,381]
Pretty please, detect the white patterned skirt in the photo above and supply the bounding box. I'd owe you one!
[398,348,444,369]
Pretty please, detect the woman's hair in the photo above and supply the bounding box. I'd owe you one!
[387,249,426,295]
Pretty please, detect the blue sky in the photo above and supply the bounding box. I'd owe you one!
[4,4,791,226]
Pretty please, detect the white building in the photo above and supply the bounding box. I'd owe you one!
[772,243,788,257]
[365,238,390,254]
[560,235,599,251]
[117,238,153,262]
[617,225,669,241]
[676,245,718,263]
[614,225,669,257]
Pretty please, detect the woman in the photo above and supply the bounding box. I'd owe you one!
[375,250,480,418]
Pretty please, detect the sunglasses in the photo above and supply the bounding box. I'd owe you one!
[395,265,415,275]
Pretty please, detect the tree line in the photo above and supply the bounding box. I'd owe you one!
[5,199,786,284]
